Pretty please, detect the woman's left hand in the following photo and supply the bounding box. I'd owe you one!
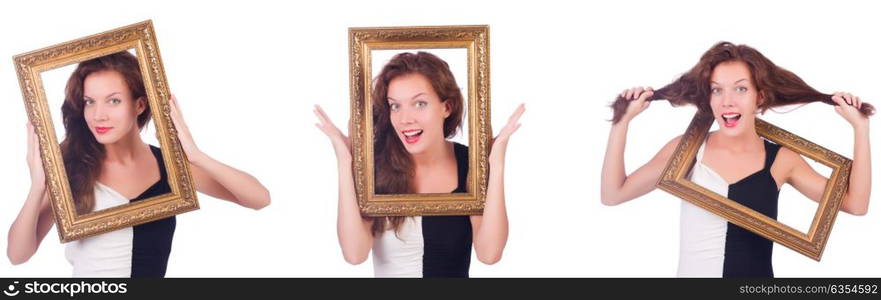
[168,94,204,163]
[489,104,525,164]
[831,92,869,128]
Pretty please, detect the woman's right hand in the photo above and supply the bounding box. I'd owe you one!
[618,87,654,123]
[313,105,352,159]
[26,122,45,189]
[315,105,373,264]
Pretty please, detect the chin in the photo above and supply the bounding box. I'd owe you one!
[91,131,122,145]
[716,124,747,137]
[402,143,426,155]
[94,137,117,145]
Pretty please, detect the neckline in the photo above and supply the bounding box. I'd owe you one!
[95,145,164,201]
[96,180,162,201]
[696,160,766,187]
[697,135,769,186]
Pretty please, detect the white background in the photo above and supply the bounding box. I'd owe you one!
[0,0,878,277]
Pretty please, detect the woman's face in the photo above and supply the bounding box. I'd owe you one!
[709,60,763,137]
[387,73,450,155]
[82,70,145,145]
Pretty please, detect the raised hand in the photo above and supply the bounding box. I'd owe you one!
[26,122,45,187]
[167,94,204,162]
[619,86,654,123]
[314,105,352,159]
[489,103,525,164]
[831,92,869,128]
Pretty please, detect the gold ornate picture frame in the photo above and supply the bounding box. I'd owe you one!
[658,112,851,260]
[13,20,198,243]
[348,25,491,216]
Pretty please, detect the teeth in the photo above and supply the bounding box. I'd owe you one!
[722,113,741,122]
[403,130,422,137]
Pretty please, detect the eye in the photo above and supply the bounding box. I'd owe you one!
[710,87,721,94]
[415,101,428,108]
[388,102,399,111]
[735,86,748,93]
[109,98,122,104]
[84,99,95,105]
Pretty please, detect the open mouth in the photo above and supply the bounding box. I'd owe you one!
[95,126,113,134]
[721,113,741,128]
[401,129,423,144]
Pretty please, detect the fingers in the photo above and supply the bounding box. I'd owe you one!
[497,104,526,141]
[313,105,346,139]
[170,94,181,111]
[620,87,652,100]
[507,123,522,136]
[507,103,525,125]
[314,105,330,125]
[168,94,187,128]
[830,92,846,106]
[313,105,336,132]
[831,92,863,109]
[636,87,654,102]
[26,122,34,155]
[168,95,179,116]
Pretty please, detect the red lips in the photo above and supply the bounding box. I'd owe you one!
[721,113,741,129]
[401,129,423,145]
[95,126,113,134]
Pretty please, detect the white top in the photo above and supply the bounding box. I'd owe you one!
[64,183,134,277]
[372,216,424,277]
[677,140,730,277]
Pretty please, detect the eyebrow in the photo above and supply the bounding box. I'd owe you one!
[387,92,427,102]
[710,78,749,85]
[84,92,122,100]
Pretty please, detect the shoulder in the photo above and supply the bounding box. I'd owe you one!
[771,143,804,171]
[453,142,468,156]
[641,134,684,167]
[656,134,684,160]
[148,144,162,155]
[147,144,164,161]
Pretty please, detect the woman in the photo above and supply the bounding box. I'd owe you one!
[7,51,271,277]
[600,42,872,277]
[315,51,524,277]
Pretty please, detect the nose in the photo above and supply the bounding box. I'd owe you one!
[91,103,109,122]
[396,107,416,125]
[720,90,735,107]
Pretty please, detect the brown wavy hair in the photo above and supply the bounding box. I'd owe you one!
[371,51,464,235]
[61,51,149,214]
[610,41,875,124]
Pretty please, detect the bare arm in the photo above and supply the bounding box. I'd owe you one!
[315,105,374,265]
[168,95,270,210]
[601,87,680,206]
[842,121,871,215]
[790,93,871,215]
[7,123,56,264]
[471,104,524,265]
[835,92,872,215]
